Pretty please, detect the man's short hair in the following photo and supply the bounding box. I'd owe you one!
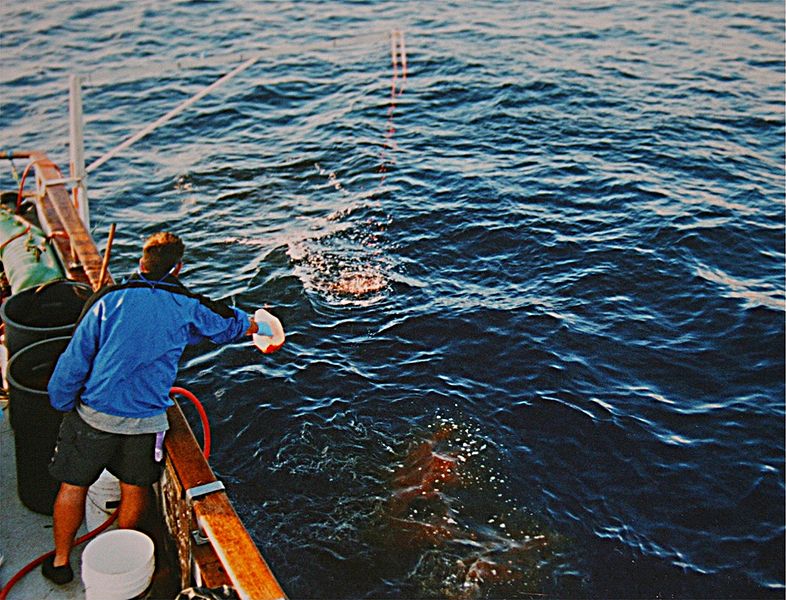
[141,232,184,278]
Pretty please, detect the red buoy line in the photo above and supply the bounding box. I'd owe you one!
[312,29,407,197]
[377,29,407,188]
[0,387,211,600]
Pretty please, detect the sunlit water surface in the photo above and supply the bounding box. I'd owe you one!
[1,1,784,597]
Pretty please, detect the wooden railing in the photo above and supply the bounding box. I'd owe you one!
[164,403,286,600]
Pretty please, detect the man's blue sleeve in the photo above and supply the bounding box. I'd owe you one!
[47,303,101,411]
[190,304,249,344]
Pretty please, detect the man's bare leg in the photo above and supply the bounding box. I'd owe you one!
[52,482,88,567]
[118,482,149,529]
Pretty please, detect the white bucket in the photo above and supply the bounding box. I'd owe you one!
[252,307,285,353]
[85,469,121,532]
[81,529,155,600]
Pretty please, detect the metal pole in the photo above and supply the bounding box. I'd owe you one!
[69,74,89,229]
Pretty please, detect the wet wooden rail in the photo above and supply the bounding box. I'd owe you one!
[165,403,286,600]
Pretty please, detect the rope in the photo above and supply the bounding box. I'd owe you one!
[0,222,31,256]
[15,159,64,214]
[86,56,260,174]
[377,30,407,188]
[15,161,39,213]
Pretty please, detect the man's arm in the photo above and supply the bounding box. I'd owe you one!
[47,303,102,411]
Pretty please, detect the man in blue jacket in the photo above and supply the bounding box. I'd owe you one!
[42,231,266,584]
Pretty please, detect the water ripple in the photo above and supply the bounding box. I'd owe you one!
[1,1,783,597]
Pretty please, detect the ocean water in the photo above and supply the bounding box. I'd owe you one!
[1,1,784,598]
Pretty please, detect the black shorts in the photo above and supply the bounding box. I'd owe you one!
[49,412,163,487]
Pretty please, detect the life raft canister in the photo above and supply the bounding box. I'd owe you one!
[0,209,64,293]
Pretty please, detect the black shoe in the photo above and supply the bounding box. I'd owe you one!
[41,555,73,584]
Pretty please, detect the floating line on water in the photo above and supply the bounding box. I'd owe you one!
[378,30,407,188]
[86,55,260,174]
[86,30,396,175]
[291,30,407,302]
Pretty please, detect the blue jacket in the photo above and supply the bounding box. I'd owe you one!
[48,273,250,418]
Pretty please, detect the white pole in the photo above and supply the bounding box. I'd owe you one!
[86,55,259,174]
[69,74,89,229]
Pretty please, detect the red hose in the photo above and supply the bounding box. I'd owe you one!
[169,386,211,459]
[15,159,63,214]
[0,510,119,600]
[15,160,38,213]
[0,387,210,599]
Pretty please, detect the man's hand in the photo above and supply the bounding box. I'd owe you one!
[245,316,259,336]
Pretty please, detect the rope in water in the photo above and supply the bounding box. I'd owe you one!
[377,29,407,188]
[85,56,260,174]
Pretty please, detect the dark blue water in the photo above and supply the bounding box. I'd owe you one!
[2,1,784,598]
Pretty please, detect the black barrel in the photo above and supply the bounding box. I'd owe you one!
[7,336,71,515]
[0,280,92,359]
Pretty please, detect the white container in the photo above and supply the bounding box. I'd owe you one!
[85,469,121,532]
[81,529,155,600]
[253,308,285,353]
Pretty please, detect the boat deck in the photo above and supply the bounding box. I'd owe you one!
[0,400,87,599]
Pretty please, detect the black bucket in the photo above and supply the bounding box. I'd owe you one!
[1,280,92,359]
[7,336,71,515]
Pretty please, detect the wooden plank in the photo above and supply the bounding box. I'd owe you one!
[166,402,287,600]
[192,535,232,588]
[17,151,89,285]
[29,151,108,289]
[196,494,287,600]
[166,401,217,487]
[163,404,231,589]
[160,457,198,589]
